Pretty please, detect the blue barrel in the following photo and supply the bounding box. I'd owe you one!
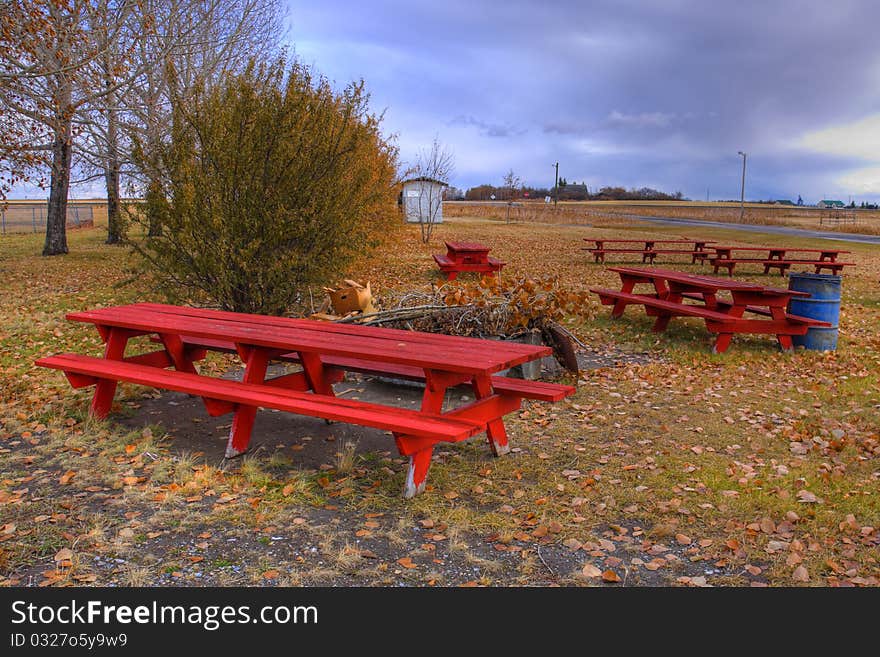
[787,273,841,351]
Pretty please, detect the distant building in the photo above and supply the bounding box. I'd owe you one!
[817,200,845,208]
[400,177,448,224]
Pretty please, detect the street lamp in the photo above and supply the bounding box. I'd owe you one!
[737,151,747,222]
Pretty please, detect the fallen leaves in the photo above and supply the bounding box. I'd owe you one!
[792,565,810,582]
[58,470,76,485]
[581,563,602,578]
[797,490,820,504]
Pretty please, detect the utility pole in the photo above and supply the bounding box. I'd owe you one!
[553,162,559,207]
[737,151,747,222]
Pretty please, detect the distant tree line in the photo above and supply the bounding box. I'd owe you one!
[453,181,685,202]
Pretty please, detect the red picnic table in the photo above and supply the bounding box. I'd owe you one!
[708,245,854,276]
[433,241,505,280]
[590,267,829,353]
[36,303,573,497]
[583,238,716,264]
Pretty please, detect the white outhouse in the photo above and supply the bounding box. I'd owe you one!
[400,177,448,224]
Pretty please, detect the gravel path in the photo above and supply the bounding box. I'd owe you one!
[614,214,880,245]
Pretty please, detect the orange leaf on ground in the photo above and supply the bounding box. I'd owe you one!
[792,566,810,582]
[602,570,621,583]
[582,564,602,578]
[59,470,76,485]
[397,557,417,570]
[54,548,73,562]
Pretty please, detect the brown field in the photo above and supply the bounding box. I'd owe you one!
[444,200,880,235]
[1,214,878,587]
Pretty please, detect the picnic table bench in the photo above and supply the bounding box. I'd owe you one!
[590,267,830,353]
[583,238,715,264]
[433,241,505,280]
[36,303,573,497]
[708,246,854,276]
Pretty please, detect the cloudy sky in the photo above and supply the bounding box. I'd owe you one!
[288,0,880,203]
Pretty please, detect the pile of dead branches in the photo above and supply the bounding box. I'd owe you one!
[337,275,594,372]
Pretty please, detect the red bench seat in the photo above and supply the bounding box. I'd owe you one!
[591,288,736,324]
[36,353,484,443]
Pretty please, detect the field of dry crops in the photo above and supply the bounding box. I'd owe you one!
[444,200,880,235]
[1,214,878,587]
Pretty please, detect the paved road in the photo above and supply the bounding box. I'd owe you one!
[618,214,880,245]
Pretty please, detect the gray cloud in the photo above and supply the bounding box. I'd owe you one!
[288,0,880,202]
[448,115,526,138]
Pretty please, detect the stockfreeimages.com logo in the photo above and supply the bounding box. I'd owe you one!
[11,600,317,631]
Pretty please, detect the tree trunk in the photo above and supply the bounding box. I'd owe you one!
[105,155,122,244]
[104,52,123,245]
[43,99,73,256]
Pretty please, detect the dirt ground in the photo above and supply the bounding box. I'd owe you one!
[5,348,736,587]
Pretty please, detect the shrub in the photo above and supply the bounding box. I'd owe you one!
[130,58,399,315]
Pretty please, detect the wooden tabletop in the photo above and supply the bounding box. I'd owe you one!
[585,239,715,244]
[607,266,762,290]
[68,303,548,376]
[445,241,490,252]
[607,267,810,296]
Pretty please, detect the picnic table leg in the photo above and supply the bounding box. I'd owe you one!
[90,327,131,418]
[712,303,746,353]
[768,306,796,352]
[447,271,458,281]
[651,288,679,332]
[471,374,509,456]
[712,334,733,353]
[402,446,433,498]
[159,333,199,374]
[299,351,336,396]
[225,349,270,458]
[652,312,675,332]
[777,335,794,351]
[610,276,640,317]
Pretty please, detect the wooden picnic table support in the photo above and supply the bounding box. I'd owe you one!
[434,241,505,280]
[38,304,574,497]
[591,267,828,353]
[707,246,854,276]
[584,238,716,264]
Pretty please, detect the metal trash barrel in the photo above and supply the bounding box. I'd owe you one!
[787,272,841,351]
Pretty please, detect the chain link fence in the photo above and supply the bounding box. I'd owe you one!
[1,202,96,234]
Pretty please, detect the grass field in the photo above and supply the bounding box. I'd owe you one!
[1,215,878,587]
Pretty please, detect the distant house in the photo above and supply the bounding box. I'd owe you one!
[400,177,448,224]
[817,200,845,208]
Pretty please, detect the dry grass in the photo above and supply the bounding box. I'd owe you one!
[1,214,878,587]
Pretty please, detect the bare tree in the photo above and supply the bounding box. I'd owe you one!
[407,137,454,244]
[0,0,146,254]
[77,0,285,243]
[0,0,285,252]
[502,168,521,223]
